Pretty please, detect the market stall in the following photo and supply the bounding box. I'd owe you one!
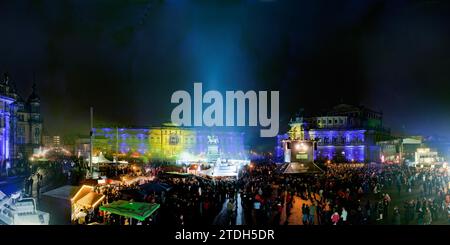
[163,172,192,178]
[41,185,79,225]
[99,200,160,224]
[71,185,105,222]
[121,175,154,186]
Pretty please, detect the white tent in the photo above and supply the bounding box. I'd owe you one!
[92,152,113,164]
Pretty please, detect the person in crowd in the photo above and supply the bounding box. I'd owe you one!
[301,203,307,225]
[392,206,401,225]
[376,200,384,221]
[423,207,432,225]
[331,212,340,225]
[417,207,424,225]
[341,207,348,225]
[309,202,316,225]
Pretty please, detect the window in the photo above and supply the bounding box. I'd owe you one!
[328,120,332,124]
[334,119,337,124]
[19,126,25,135]
[339,119,343,124]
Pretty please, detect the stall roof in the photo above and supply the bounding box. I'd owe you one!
[92,153,113,164]
[164,172,192,177]
[42,185,79,201]
[71,185,95,203]
[99,200,160,221]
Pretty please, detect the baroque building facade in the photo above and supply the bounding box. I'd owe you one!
[276,104,392,163]
[0,74,42,174]
[90,123,247,161]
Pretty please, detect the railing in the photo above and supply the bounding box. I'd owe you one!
[16,198,37,213]
[316,142,365,146]
[307,125,391,133]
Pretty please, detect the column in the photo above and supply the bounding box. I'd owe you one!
[5,114,9,160]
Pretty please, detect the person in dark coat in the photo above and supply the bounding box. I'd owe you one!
[301,204,308,225]
[29,176,34,196]
[392,207,401,225]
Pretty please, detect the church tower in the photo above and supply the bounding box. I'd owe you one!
[27,83,42,147]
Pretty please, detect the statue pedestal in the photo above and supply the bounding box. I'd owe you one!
[211,158,238,177]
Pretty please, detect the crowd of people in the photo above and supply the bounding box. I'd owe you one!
[71,165,239,226]
[44,156,449,226]
[237,162,450,225]
[160,174,237,226]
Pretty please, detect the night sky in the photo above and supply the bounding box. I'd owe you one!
[1,0,450,149]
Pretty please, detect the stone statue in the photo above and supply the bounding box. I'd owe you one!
[207,135,219,145]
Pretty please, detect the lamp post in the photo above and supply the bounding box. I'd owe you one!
[89,107,93,178]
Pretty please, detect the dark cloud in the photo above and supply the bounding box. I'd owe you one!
[0,0,449,149]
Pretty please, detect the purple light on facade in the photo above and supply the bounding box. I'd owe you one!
[275,134,288,160]
[343,145,365,162]
[120,143,128,153]
[278,129,368,162]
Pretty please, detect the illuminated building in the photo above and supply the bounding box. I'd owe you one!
[43,135,61,147]
[149,123,196,159]
[414,147,445,168]
[274,134,289,162]
[0,73,42,174]
[278,104,392,163]
[378,137,422,164]
[422,136,450,163]
[92,128,149,156]
[91,123,247,161]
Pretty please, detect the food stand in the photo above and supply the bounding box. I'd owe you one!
[99,200,160,224]
[71,185,105,222]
